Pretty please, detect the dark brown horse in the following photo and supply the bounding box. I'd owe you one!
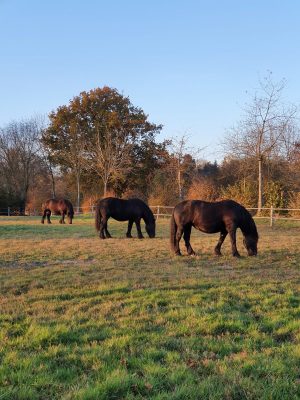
[170,199,258,257]
[41,198,74,224]
[95,197,155,239]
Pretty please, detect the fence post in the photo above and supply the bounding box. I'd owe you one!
[270,205,274,227]
[157,206,160,220]
[8,207,10,216]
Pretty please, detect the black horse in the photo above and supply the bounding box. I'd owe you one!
[95,197,155,239]
[41,198,74,224]
[170,199,258,257]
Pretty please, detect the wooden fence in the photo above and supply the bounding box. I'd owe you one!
[2,205,300,226]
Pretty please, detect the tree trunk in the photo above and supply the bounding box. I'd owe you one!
[103,180,107,197]
[258,157,263,214]
[178,169,183,201]
[19,197,26,216]
[50,169,56,198]
[76,172,80,210]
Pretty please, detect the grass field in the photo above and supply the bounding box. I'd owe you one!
[0,216,300,399]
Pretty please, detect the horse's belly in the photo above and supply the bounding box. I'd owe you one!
[110,214,128,222]
[193,223,221,234]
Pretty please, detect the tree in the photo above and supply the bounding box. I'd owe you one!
[42,108,87,209]
[223,73,298,212]
[40,145,57,198]
[43,87,162,199]
[169,134,202,200]
[0,118,43,212]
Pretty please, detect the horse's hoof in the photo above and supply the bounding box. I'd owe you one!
[138,236,144,239]
[233,252,241,258]
[126,235,133,238]
[188,251,196,256]
[174,251,182,256]
[214,251,222,256]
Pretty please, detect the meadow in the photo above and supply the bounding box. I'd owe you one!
[0,216,299,399]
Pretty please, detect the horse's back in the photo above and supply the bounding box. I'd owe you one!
[97,197,151,221]
[43,198,73,212]
[173,199,252,233]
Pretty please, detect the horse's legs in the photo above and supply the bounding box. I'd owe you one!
[104,221,112,238]
[46,210,51,224]
[67,213,73,224]
[60,211,66,224]
[135,218,144,239]
[214,230,228,256]
[99,216,108,239]
[41,210,47,224]
[174,225,184,255]
[228,226,240,257]
[126,219,134,238]
[183,224,195,255]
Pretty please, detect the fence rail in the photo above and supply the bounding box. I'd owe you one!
[1,205,300,226]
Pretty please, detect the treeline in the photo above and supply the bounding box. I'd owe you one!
[1,77,300,214]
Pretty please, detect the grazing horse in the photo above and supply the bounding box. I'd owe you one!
[95,197,155,239]
[170,199,258,257]
[41,198,74,224]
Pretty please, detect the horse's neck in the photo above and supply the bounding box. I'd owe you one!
[142,209,152,223]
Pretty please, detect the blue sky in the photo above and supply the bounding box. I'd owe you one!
[1,1,299,160]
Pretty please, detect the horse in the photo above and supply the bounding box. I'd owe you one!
[95,197,156,239]
[170,199,258,257]
[41,198,74,224]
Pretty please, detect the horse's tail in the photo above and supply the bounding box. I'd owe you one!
[95,203,102,232]
[170,212,178,253]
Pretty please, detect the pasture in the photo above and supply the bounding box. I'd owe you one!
[0,216,300,399]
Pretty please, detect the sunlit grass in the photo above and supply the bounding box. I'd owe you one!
[0,216,300,399]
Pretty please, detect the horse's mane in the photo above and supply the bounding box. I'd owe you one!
[142,202,155,223]
[239,206,259,239]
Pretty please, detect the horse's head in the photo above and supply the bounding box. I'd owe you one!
[243,235,258,256]
[145,219,156,238]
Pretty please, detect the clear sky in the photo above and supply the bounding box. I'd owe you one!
[1,0,299,161]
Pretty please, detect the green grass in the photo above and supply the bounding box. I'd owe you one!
[0,216,300,399]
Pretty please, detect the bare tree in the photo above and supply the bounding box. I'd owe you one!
[39,145,57,198]
[169,134,203,200]
[86,124,133,196]
[42,120,86,209]
[223,74,298,212]
[64,123,86,210]
[0,118,43,212]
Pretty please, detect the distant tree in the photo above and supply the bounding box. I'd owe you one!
[196,161,219,180]
[42,108,87,209]
[187,177,219,201]
[220,179,257,207]
[39,139,58,198]
[223,73,298,212]
[169,134,202,200]
[0,118,43,212]
[43,87,162,199]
